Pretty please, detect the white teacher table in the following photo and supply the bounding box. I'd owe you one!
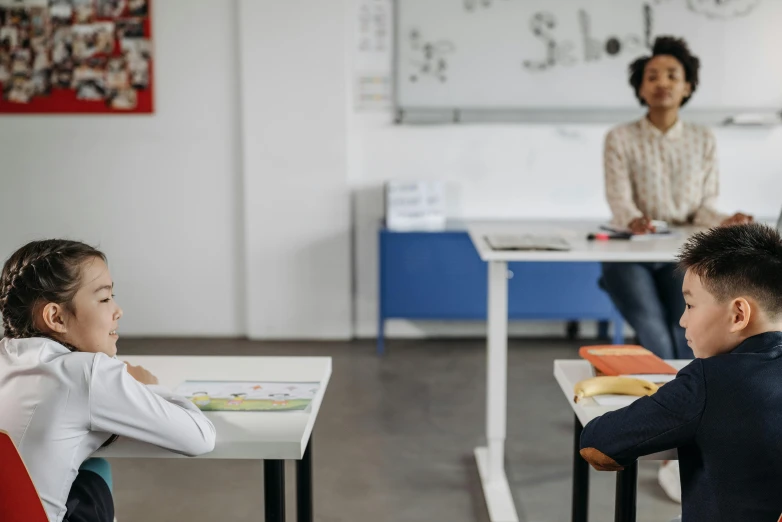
[466,220,699,522]
[95,356,332,522]
[554,359,687,522]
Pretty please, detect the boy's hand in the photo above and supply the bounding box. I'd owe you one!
[124,362,159,385]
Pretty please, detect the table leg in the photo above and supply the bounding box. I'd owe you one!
[474,260,518,521]
[486,260,508,482]
[614,462,638,522]
[572,415,589,522]
[297,437,313,522]
[264,460,285,522]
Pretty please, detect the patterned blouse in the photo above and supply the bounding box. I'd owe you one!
[604,117,727,228]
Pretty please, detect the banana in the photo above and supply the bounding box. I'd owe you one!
[573,376,658,403]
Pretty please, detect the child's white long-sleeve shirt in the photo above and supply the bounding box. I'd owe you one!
[0,337,216,522]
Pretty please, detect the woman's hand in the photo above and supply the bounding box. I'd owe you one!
[124,362,159,386]
[628,216,656,235]
[720,212,753,227]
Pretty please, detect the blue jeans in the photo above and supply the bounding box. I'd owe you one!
[600,262,693,360]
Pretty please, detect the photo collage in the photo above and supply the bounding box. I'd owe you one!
[0,0,152,112]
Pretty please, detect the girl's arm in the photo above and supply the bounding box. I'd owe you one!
[88,353,216,456]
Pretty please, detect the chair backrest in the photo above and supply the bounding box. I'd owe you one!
[0,430,49,522]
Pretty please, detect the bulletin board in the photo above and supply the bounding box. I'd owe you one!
[0,0,153,114]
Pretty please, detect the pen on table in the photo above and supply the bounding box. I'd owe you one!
[587,232,632,241]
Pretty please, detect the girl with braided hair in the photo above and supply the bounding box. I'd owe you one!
[0,239,216,522]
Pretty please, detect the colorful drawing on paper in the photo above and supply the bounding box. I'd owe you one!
[174,381,320,412]
[0,0,153,113]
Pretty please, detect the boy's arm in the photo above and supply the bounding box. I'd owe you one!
[579,359,706,471]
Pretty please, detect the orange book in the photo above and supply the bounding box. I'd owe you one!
[578,345,678,376]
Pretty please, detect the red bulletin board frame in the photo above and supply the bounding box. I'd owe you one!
[0,0,153,114]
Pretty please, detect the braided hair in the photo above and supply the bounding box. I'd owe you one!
[0,239,107,340]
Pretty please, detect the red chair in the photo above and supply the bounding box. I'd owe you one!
[0,430,49,522]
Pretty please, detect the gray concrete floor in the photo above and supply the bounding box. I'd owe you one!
[110,338,681,522]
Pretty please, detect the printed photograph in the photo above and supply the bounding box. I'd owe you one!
[121,37,150,89]
[107,86,135,109]
[96,0,127,19]
[127,0,147,17]
[11,48,32,75]
[105,54,128,89]
[49,0,74,24]
[52,36,71,64]
[32,46,50,71]
[31,69,50,95]
[72,22,114,59]
[51,59,74,88]
[4,75,34,103]
[0,50,10,84]
[73,56,106,99]
[114,17,142,39]
[0,25,19,49]
[6,7,31,27]
[29,6,47,38]
[72,0,95,24]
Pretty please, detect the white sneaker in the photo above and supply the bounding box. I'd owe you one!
[658,460,682,504]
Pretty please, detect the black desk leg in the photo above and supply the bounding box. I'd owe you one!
[264,460,285,522]
[572,414,589,522]
[614,462,638,522]
[297,437,313,522]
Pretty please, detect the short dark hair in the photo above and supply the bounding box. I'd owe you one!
[678,224,782,316]
[629,36,700,107]
[0,239,106,339]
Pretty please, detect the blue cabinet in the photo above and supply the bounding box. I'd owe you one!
[378,226,624,354]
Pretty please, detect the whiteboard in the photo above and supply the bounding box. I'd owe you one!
[395,0,782,123]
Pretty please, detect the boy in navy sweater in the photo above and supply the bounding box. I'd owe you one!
[581,223,782,521]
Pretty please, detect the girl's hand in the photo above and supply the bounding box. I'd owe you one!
[124,362,159,385]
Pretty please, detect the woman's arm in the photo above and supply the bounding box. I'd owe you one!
[604,129,644,227]
[88,354,216,456]
[692,131,729,226]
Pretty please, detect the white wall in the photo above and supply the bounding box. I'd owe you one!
[0,0,243,337]
[237,0,352,339]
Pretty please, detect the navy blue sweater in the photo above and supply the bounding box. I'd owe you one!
[581,331,782,521]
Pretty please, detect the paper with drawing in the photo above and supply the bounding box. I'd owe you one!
[174,381,319,412]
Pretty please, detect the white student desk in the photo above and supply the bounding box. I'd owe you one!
[554,359,689,522]
[466,220,699,522]
[95,356,332,522]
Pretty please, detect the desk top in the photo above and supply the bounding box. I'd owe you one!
[467,220,701,262]
[553,359,688,461]
[95,356,332,460]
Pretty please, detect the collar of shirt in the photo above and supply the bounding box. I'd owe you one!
[1,336,70,359]
[730,331,782,355]
[639,116,684,141]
